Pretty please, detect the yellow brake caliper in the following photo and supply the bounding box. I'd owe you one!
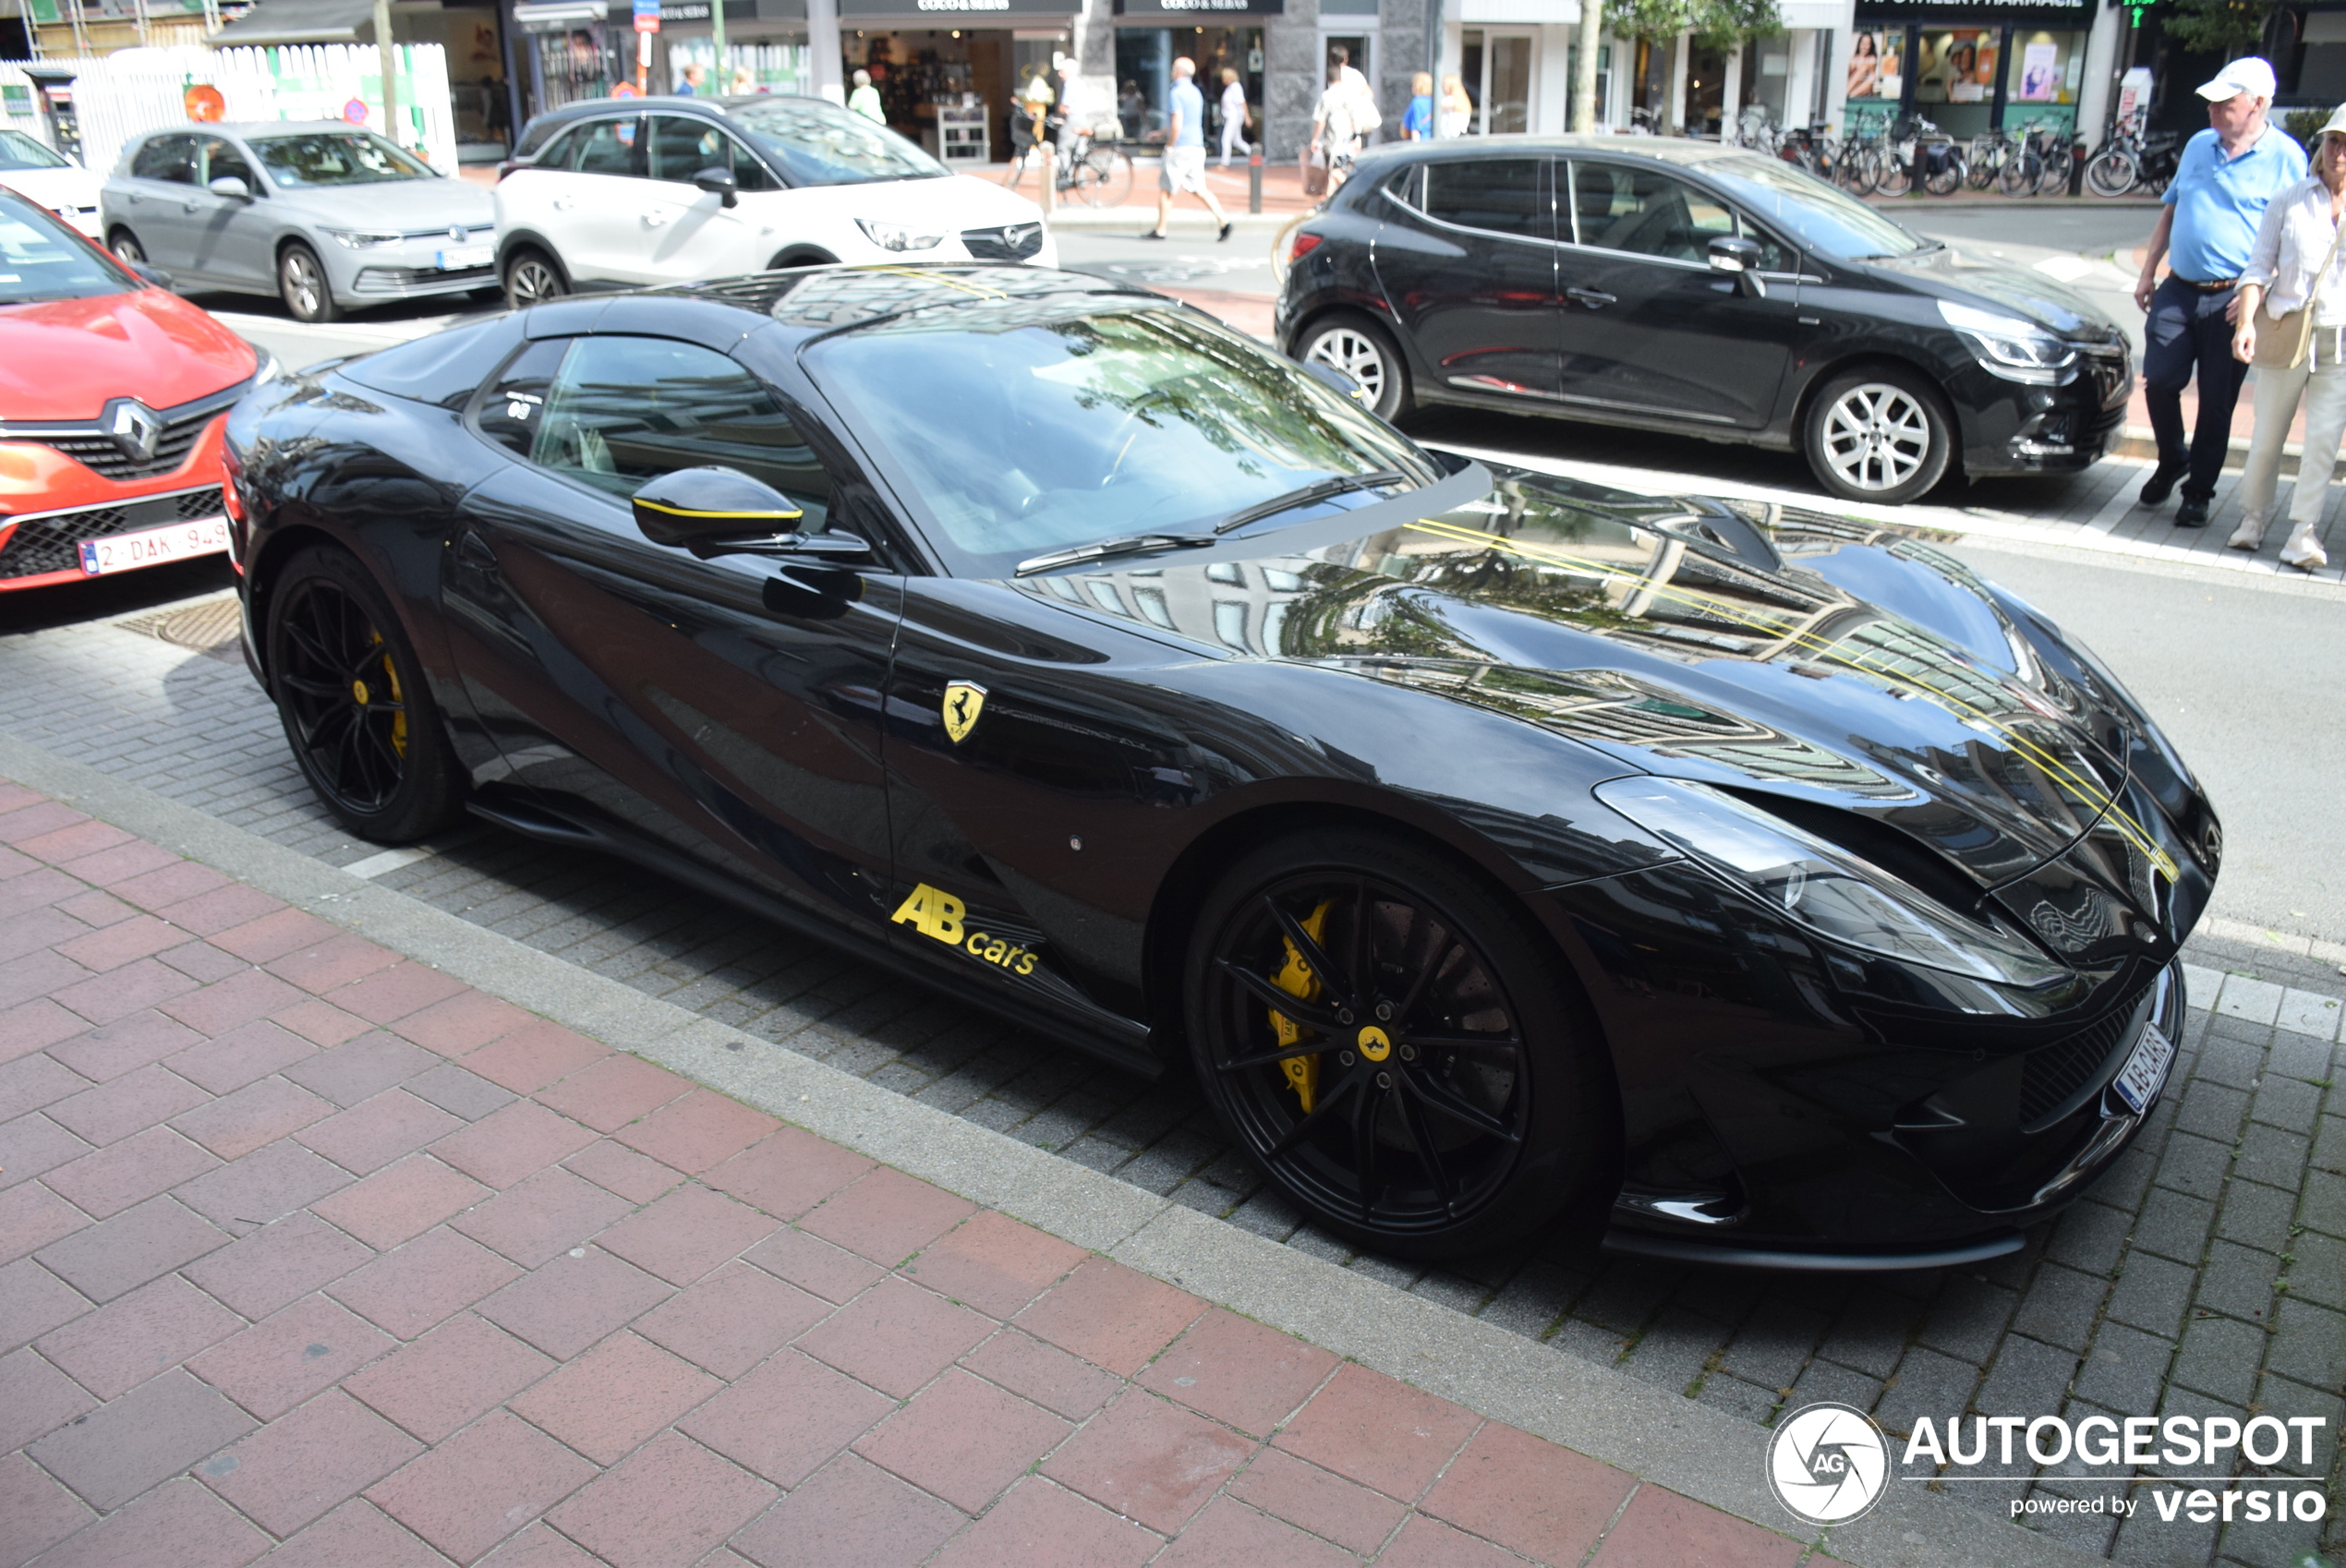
[372,632,408,757]
[1270,902,1332,1114]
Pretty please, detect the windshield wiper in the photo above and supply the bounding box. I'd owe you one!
[1014,532,1216,576]
[1213,469,1410,535]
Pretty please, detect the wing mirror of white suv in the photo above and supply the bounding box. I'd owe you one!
[692,166,740,209]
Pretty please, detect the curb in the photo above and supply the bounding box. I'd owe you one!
[1048,209,1303,233]
[2109,426,2277,473]
[0,725,2111,1568]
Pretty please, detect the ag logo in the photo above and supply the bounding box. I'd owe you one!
[1765,1402,1889,1526]
[941,681,986,744]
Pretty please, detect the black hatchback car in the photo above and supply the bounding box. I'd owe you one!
[1276,137,2134,506]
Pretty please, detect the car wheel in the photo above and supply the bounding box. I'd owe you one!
[108,228,146,265]
[278,242,339,323]
[1803,365,1954,505]
[765,248,838,271]
[1298,313,1411,421]
[1184,827,1617,1260]
[503,247,567,308]
[266,547,463,843]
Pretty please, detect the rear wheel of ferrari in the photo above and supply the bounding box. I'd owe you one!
[266,549,462,843]
[1185,829,1615,1260]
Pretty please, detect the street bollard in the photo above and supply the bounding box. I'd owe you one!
[1250,150,1262,215]
[1041,144,1054,217]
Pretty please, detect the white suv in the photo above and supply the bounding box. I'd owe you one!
[494,96,1056,304]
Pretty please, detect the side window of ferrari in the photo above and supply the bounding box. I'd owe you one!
[526,334,833,527]
[474,337,572,458]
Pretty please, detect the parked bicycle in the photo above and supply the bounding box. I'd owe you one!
[2085,126,2182,199]
[1997,118,2077,198]
[1004,122,1135,210]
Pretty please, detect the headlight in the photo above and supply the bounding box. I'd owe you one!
[1939,300,2078,385]
[856,218,943,253]
[251,347,283,385]
[324,228,405,249]
[1595,777,2072,988]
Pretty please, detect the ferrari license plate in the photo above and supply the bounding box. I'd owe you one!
[2110,1020,2175,1115]
[437,244,493,270]
[79,516,230,576]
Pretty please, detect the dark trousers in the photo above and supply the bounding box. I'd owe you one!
[2143,275,2249,502]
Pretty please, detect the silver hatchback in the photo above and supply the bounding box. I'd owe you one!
[101,123,496,323]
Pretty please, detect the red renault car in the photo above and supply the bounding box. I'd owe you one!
[0,186,268,592]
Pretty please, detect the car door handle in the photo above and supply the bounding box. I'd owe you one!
[551,195,575,211]
[641,211,667,227]
[1566,288,1616,309]
[456,530,497,569]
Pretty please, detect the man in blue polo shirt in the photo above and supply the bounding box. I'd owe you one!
[2134,56,2305,526]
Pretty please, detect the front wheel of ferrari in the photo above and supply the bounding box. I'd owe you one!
[266,548,463,843]
[1184,829,1616,1260]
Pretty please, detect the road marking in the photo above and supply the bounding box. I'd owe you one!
[344,846,435,880]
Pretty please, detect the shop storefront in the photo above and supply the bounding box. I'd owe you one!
[656,0,812,94]
[1111,0,1269,147]
[837,0,1076,162]
[1844,0,2096,138]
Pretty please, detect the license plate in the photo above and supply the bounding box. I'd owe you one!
[79,516,230,576]
[2110,1020,2174,1115]
[437,243,493,270]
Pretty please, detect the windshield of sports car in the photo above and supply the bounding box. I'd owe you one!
[0,191,135,305]
[725,98,947,186]
[0,130,71,171]
[808,301,1442,575]
[248,131,434,187]
[1699,151,1929,260]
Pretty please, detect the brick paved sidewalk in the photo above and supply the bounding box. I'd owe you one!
[0,778,1821,1568]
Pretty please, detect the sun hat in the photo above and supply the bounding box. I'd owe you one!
[2197,57,2277,102]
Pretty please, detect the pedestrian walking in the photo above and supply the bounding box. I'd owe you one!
[847,69,884,125]
[2134,56,2305,527]
[1311,63,1368,192]
[1146,57,1231,243]
[1438,74,1473,138]
[2228,103,2346,572]
[1403,71,1434,140]
[1218,66,1252,167]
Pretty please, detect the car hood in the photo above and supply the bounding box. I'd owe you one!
[1018,463,2175,892]
[0,285,255,418]
[3,166,103,210]
[268,177,496,231]
[1870,244,2120,340]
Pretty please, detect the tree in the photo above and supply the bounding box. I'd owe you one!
[1607,0,1781,48]
[2159,0,2268,57]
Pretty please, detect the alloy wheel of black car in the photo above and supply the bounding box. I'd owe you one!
[267,549,462,842]
[1804,366,1953,505]
[1299,313,1410,422]
[1186,830,1614,1258]
[504,247,567,308]
[278,242,340,324]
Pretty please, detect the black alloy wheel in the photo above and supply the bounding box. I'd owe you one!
[1186,829,1614,1259]
[503,247,568,308]
[267,548,462,842]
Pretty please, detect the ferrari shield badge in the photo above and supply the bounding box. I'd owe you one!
[941,681,987,744]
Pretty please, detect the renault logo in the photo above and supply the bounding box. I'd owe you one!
[104,399,161,462]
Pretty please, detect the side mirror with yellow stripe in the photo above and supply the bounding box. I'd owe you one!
[630,465,871,563]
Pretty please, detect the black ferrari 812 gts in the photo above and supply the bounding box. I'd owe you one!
[223,264,2218,1268]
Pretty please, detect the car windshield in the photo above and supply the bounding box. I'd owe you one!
[1699,151,1929,261]
[248,131,433,187]
[808,300,1441,575]
[725,98,946,186]
[0,192,133,304]
[0,130,70,171]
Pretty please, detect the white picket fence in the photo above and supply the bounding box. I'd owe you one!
[2,43,456,176]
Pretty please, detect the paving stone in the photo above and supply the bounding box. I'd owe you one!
[2009,1263,2108,1354]
[2215,1178,2298,1256]
[27,1366,257,1512]
[2155,1132,2232,1202]
[0,1450,96,1566]
[2196,1241,2285,1324]
[35,1193,228,1303]
[197,1388,423,1538]
[1871,1345,1981,1441]
[1917,1273,2018,1364]
[510,1331,722,1466]
[475,1247,674,1360]
[2133,1187,2217,1265]
[36,1271,242,1401]
[188,1292,396,1420]
[21,1476,268,1568]
[1010,1256,1204,1379]
[2106,1249,2197,1340]
[365,1408,597,1564]
[726,1453,961,1568]
[0,1344,100,1453]
[1272,1361,1479,1502]
[677,1348,895,1489]
[1042,1386,1251,1533]
[961,1326,1122,1422]
[2234,1122,2313,1191]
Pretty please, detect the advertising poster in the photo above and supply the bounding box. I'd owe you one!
[1847,29,1903,100]
[2020,40,2060,101]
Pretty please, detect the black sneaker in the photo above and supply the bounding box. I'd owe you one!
[1141,231,1168,241]
[2175,495,2210,527]
[2139,461,2187,506]
[1217,223,1233,243]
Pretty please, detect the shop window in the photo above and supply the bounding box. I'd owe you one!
[1915,29,1997,105]
[1844,26,1902,137]
[1421,156,1548,239]
[2006,30,2083,110]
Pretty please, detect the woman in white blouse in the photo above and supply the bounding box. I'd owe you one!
[2230,104,2346,571]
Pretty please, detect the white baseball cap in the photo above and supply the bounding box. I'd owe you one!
[2196,56,2276,102]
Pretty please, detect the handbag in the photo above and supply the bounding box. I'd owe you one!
[2253,211,2346,370]
[1301,150,1329,198]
